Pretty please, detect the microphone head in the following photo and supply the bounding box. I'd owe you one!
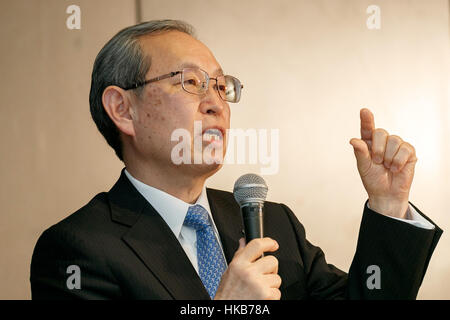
[233,173,268,207]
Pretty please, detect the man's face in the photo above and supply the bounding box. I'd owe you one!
[128,31,230,176]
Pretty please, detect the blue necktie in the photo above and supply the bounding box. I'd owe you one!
[183,204,227,299]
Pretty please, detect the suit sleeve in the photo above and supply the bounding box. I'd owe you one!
[347,200,442,299]
[281,201,442,299]
[30,225,121,300]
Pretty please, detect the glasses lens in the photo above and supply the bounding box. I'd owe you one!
[217,75,241,103]
[181,68,208,95]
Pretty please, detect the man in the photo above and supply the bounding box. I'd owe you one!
[30,20,442,300]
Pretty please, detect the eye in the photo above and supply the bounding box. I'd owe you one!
[183,77,202,87]
[184,78,197,85]
[218,84,227,92]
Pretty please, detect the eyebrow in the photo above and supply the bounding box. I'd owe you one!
[179,62,224,76]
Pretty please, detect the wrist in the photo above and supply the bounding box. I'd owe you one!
[368,197,409,219]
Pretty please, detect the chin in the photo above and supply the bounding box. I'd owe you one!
[191,161,224,178]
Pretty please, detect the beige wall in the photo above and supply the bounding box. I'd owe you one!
[1,0,449,299]
[0,0,134,299]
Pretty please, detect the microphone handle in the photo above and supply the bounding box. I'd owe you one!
[241,203,264,244]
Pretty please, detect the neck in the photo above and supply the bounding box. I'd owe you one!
[124,159,214,205]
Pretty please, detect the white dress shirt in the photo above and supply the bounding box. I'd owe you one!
[367,202,435,230]
[124,169,227,274]
[124,169,434,275]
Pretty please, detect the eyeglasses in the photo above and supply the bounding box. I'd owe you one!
[122,67,243,103]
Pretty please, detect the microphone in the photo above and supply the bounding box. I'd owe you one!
[233,173,268,244]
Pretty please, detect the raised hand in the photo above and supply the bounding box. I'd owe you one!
[349,108,417,219]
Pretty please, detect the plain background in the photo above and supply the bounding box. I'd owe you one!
[0,0,448,299]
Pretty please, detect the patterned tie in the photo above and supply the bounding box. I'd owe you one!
[183,204,227,299]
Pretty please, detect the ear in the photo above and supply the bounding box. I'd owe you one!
[102,86,136,137]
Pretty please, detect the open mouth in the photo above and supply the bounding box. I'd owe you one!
[202,128,224,143]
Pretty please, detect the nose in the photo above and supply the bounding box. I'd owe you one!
[199,79,228,115]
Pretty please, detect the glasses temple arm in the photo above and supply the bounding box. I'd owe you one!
[123,71,181,91]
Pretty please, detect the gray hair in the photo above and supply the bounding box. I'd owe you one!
[89,20,196,161]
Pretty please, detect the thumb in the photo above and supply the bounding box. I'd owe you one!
[239,237,246,249]
[233,237,246,258]
[349,138,372,173]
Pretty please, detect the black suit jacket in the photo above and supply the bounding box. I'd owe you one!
[30,169,442,299]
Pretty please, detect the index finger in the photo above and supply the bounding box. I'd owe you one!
[239,237,279,263]
[360,108,375,148]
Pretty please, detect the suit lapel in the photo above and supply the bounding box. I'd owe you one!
[108,170,210,300]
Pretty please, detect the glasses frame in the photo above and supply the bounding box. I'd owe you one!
[121,67,243,103]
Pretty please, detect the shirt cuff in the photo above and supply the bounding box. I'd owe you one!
[367,201,435,230]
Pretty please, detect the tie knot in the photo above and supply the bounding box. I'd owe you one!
[184,205,211,231]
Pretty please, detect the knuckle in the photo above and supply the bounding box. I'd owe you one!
[275,289,282,299]
[388,135,403,145]
[254,239,264,252]
[384,151,394,161]
[269,255,279,267]
[392,156,403,166]
[373,148,383,156]
[248,238,262,252]
[391,161,402,170]
[374,128,389,137]
[264,237,276,247]
[275,274,282,287]
[268,288,281,300]
[406,142,416,154]
[400,143,413,155]
[372,149,384,160]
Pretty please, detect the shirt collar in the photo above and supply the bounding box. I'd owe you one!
[124,169,212,238]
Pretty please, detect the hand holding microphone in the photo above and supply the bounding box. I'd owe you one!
[214,174,282,300]
[214,237,281,300]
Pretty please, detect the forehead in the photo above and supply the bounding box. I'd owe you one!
[138,31,222,75]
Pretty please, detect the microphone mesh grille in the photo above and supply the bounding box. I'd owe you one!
[233,173,268,206]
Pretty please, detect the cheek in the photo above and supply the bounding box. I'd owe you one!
[133,89,167,145]
[135,88,196,145]
[147,87,164,109]
[137,87,173,126]
[143,87,165,120]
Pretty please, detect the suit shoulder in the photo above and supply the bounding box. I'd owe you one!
[34,192,111,249]
[31,191,120,274]
[49,192,109,232]
[30,192,119,298]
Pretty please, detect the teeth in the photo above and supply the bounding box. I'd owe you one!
[203,129,223,142]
